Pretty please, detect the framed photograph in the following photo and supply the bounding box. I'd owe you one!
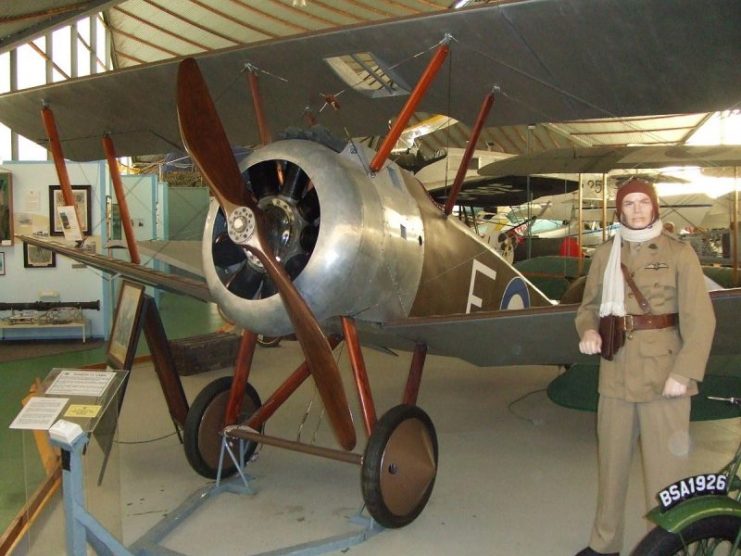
[49,185,92,236]
[23,242,56,268]
[0,173,12,246]
[0,252,4,276]
[107,281,146,369]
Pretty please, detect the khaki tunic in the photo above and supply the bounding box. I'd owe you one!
[574,231,715,553]
[575,231,715,400]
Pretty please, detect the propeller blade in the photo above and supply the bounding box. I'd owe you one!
[176,58,356,451]
[246,244,356,449]
[176,58,251,211]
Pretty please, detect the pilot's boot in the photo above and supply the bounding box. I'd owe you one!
[575,548,619,556]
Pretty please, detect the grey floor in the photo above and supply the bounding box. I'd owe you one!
[12,341,740,555]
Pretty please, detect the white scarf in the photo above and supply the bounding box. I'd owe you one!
[599,218,663,317]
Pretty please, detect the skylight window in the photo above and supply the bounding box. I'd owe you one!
[325,53,409,98]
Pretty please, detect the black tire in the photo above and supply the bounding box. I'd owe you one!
[183,376,262,479]
[361,404,438,528]
[631,515,741,555]
[257,335,281,348]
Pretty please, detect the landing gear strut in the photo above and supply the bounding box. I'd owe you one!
[184,376,262,479]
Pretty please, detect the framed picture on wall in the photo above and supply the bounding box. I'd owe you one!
[0,252,5,276]
[107,281,146,370]
[48,185,92,236]
[23,242,56,268]
[0,173,13,246]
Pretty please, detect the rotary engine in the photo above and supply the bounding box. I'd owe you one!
[202,139,426,336]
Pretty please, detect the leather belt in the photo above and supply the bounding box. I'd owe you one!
[618,313,678,332]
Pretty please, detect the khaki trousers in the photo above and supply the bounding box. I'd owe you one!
[589,395,691,554]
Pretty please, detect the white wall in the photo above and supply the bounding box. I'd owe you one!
[119,174,159,241]
[0,160,108,339]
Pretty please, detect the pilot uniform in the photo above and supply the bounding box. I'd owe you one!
[575,231,715,554]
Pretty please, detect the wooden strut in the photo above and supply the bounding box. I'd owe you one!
[224,329,257,425]
[244,336,342,430]
[369,39,451,174]
[102,135,141,264]
[245,65,271,146]
[141,299,190,427]
[403,343,427,406]
[443,90,496,216]
[341,316,377,437]
[41,105,82,228]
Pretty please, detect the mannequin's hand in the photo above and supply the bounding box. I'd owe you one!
[579,329,602,355]
[663,376,688,398]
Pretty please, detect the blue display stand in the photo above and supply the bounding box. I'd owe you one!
[49,424,382,555]
[50,425,133,556]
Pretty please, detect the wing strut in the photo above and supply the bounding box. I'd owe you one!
[102,135,141,264]
[443,89,496,216]
[41,105,83,231]
[369,36,451,173]
[244,64,271,146]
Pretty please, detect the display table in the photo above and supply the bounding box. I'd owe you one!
[0,319,90,342]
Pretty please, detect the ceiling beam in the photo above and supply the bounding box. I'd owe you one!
[0,0,123,54]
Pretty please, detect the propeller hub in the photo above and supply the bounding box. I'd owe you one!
[227,206,256,245]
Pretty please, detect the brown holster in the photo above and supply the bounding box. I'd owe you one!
[599,264,648,361]
[599,314,624,361]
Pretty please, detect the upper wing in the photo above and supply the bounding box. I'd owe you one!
[0,0,739,161]
[368,288,741,367]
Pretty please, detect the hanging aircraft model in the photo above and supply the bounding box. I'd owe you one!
[3,0,741,529]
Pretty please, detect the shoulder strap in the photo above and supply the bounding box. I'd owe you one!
[620,263,651,314]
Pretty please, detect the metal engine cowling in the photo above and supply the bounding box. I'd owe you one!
[202,139,426,336]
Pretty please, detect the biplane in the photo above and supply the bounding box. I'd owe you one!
[2,0,741,529]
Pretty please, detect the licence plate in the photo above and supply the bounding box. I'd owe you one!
[657,473,729,511]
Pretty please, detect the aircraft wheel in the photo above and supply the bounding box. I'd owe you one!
[361,404,438,528]
[184,376,262,479]
[257,334,282,348]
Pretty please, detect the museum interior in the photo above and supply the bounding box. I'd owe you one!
[0,1,740,555]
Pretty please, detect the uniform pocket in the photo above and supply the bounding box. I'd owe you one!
[645,268,676,310]
[638,333,679,394]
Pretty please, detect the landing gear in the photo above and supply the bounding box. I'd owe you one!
[361,404,438,528]
[184,376,262,479]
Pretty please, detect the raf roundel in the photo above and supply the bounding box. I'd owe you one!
[500,277,530,310]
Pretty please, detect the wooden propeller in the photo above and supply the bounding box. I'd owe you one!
[176,57,356,451]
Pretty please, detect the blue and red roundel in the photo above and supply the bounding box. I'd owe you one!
[500,277,530,310]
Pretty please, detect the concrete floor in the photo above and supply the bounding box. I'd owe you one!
[11,340,740,555]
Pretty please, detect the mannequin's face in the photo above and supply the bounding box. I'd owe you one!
[620,192,654,229]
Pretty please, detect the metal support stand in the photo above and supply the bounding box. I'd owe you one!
[50,431,133,556]
[52,428,382,555]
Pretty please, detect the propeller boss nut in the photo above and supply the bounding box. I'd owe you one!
[227,206,256,244]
